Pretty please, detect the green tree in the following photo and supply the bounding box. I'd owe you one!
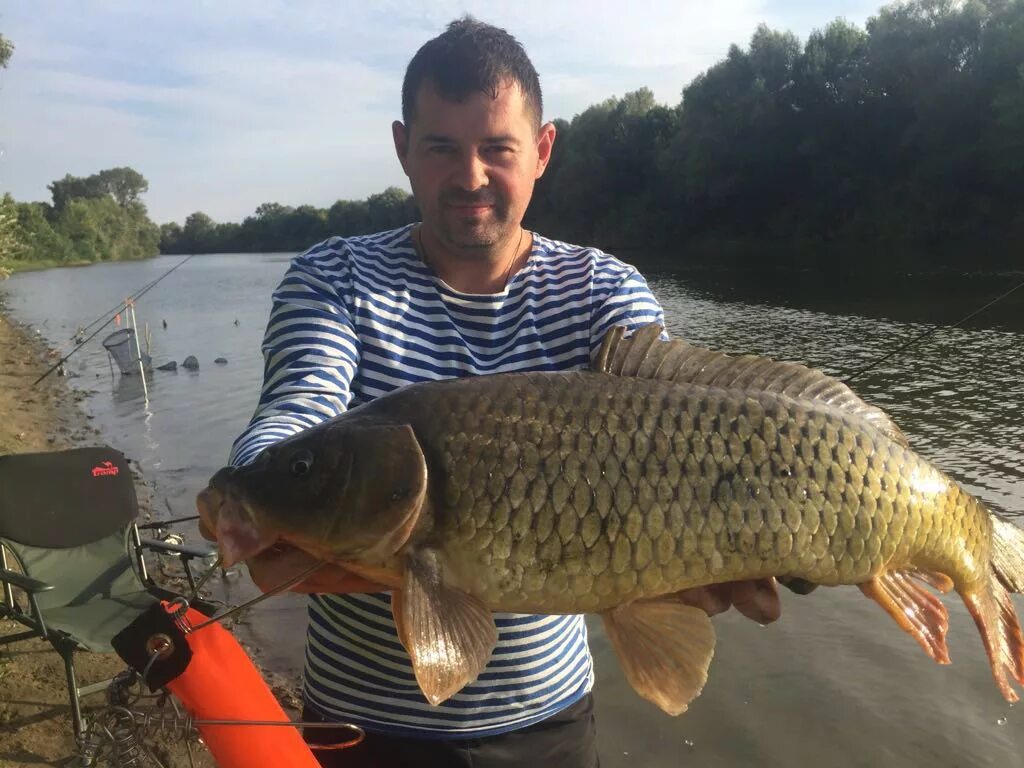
[179,211,218,253]
[13,202,72,263]
[0,194,23,262]
[48,173,107,212]
[48,167,151,212]
[98,167,149,207]
[159,222,183,252]
[0,34,13,69]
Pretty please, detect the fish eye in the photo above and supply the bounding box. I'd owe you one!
[290,450,314,477]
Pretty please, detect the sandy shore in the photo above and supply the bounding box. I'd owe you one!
[0,307,304,766]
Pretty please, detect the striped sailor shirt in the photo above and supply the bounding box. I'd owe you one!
[229,223,664,737]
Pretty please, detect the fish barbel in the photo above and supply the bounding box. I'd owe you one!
[201,324,1024,715]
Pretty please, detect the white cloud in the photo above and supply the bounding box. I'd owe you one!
[0,0,878,223]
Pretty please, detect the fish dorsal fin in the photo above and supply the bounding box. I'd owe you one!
[593,323,909,447]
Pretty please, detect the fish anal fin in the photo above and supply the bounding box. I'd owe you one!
[602,598,715,716]
[859,570,951,664]
[962,579,1024,702]
[393,550,497,706]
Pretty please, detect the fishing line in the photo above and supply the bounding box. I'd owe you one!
[31,254,194,386]
[843,275,1024,384]
[70,254,194,341]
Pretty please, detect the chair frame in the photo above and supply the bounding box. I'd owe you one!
[0,518,217,746]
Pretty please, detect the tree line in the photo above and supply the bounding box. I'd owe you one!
[162,0,1024,265]
[528,0,1024,263]
[1,168,161,272]
[159,188,419,254]
[1,28,161,272]
[4,0,1024,271]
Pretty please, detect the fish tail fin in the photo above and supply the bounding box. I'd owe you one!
[961,573,1024,703]
[990,514,1024,593]
[959,514,1024,702]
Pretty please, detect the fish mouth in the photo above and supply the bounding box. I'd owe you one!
[201,468,281,566]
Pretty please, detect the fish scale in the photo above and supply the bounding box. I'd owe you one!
[374,371,988,613]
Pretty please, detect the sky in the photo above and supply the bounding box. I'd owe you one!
[0,1,881,225]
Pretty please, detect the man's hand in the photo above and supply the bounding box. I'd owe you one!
[673,578,782,625]
[195,484,387,595]
[245,544,389,594]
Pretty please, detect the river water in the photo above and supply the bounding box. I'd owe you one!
[3,253,1023,767]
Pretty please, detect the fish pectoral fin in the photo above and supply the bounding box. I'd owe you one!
[859,569,952,664]
[602,598,716,716]
[392,550,498,706]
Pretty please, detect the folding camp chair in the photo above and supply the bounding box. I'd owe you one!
[0,445,216,746]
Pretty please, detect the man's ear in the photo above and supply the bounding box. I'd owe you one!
[535,121,557,179]
[393,120,410,174]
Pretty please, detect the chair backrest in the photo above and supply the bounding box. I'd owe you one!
[0,446,138,547]
[3,528,144,611]
[0,446,145,611]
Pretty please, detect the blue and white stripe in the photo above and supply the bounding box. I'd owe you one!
[230,223,663,737]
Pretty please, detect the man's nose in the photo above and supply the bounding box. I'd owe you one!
[452,152,488,191]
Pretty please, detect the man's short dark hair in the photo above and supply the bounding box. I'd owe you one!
[401,17,543,131]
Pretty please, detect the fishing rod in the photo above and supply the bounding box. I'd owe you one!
[31,254,195,386]
[843,275,1024,384]
[70,254,194,341]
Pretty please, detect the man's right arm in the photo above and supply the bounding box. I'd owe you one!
[229,240,359,467]
[203,241,385,594]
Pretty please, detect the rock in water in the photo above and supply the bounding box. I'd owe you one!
[182,356,199,371]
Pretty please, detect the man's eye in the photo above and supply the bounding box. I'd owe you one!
[428,145,455,155]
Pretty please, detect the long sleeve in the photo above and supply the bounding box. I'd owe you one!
[589,266,665,351]
[229,242,360,467]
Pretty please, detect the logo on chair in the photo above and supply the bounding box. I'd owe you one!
[91,460,120,477]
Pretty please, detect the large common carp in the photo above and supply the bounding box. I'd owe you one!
[200,325,1024,715]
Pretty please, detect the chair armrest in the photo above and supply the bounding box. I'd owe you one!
[140,538,217,559]
[0,567,54,594]
[136,515,200,531]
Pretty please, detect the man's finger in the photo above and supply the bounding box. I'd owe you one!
[729,578,782,624]
[246,545,388,595]
[671,584,733,616]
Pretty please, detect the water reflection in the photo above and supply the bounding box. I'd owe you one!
[3,256,1023,768]
[647,272,1024,517]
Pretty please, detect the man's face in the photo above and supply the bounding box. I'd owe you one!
[393,79,555,254]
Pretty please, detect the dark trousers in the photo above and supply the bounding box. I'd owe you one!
[303,694,600,768]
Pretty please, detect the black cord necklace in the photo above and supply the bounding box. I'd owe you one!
[417,226,525,291]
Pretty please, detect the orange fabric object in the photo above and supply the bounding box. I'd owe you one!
[165,607,319,768]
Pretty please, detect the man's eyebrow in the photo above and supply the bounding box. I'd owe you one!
[418,134,522,145]
[420,134,456,144]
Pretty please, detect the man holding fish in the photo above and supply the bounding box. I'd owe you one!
[198,16,779,767]
[199,14,1024,768]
